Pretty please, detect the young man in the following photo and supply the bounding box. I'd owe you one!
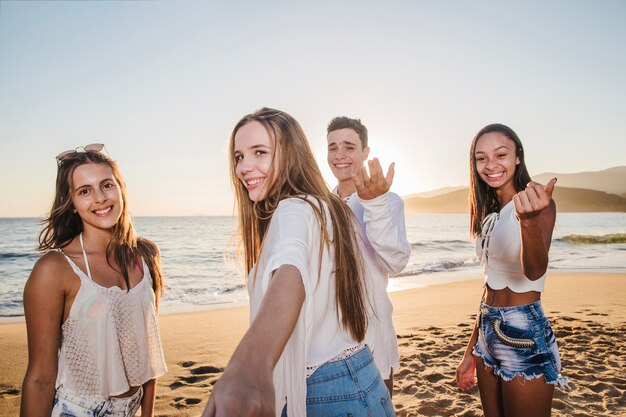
[327,116,411,396]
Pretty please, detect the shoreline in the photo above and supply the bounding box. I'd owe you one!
[1,271,625,416]
[2,267,625,324]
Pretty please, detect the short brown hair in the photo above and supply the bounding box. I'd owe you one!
[327,116,368,149]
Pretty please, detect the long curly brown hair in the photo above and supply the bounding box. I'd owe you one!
[39,151,164,299]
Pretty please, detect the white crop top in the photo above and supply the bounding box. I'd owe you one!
[55,234,167,400]
[475,200,546,293]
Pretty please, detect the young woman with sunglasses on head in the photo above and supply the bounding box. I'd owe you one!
[21,145,167,417]
[201,108,395,417]
[456,125,569,417]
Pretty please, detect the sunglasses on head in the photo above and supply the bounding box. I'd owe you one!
[56,143,106,164]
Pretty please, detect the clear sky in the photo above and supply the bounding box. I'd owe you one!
[1,0,625,216]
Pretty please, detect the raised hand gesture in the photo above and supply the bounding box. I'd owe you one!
[513,178,557,221]
[352,158,395,201]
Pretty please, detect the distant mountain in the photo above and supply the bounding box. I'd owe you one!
[404,186,626,213]
[550,186,626,212]
[404,188,468,213]
[404,186,466,199]
[533,166,626,196]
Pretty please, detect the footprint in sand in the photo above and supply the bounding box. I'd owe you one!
[455,410,481,417]
[418,402,454,416]
[589,381,622,397]
[170,361,223,390]
[422,372,446,384]
[0,385,20,398]
[172,396,203,409]
[190,365,222,375]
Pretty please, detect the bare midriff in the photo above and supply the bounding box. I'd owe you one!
[484,285,541,307]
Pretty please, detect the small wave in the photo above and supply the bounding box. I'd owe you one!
[0,252,37,260]
[411,239,468,248]
[559,234,626,244]
[430,239,468,245]
[396,258,479,277]
[0,312,24,318]
[214,284,245,294]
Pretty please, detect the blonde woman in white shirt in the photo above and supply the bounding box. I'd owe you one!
[202,108,395,417]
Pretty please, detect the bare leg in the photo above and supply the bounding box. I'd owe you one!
[384,368,394,398]
[475,356,505,417]
[502,375,554,417]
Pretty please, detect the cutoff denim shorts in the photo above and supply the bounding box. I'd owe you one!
[51,386,143,417]
[282,346,396,417]
[473,301,569,389]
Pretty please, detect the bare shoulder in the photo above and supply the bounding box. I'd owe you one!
[26,251,74,293]
[32,250,69,275]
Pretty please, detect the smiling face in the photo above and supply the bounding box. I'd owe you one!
[327,128,370,182]
[233,121,274,202]
[70,162,123,232]
[474,132,520,196]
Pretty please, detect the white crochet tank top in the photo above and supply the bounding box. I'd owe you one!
[55,234,167,400]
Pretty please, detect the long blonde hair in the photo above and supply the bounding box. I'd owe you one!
[230,108,367,341]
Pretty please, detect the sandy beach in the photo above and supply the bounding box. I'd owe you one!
[1,271,625,416]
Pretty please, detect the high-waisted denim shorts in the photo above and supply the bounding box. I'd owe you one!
[473,301,569,389]
[51,385,143,417]
[282,346,395,417]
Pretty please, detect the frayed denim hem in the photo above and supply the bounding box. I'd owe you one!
[472,348,571,391]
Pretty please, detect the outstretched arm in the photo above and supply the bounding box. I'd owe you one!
[513,178,557,280]
[202,264,305,417]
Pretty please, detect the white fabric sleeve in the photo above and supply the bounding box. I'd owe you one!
[256,198,316,417]
[258,198,313,292]
[358,192,411,275]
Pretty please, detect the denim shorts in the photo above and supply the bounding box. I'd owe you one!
[282,346,395,417]
[473,301,569,389]
[51,386,143,417]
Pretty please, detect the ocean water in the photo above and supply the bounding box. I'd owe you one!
[1,213,624,320]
